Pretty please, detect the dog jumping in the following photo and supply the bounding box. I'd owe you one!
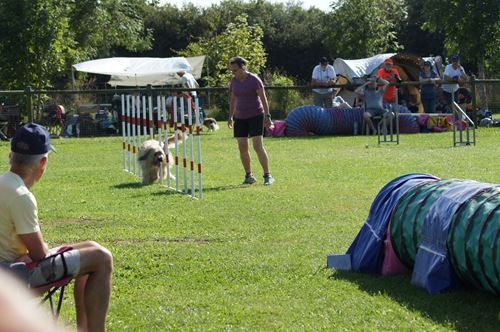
[203,117,219,132]
[137,133,182,185]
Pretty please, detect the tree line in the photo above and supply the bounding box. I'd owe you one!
[0,0,498,91]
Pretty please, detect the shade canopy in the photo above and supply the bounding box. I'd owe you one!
[333,53,396,82]
[72,56,205,87]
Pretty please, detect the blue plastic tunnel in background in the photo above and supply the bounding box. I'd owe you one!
[285,105,420,136]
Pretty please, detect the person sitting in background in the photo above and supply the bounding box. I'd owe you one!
[419,61,439,114]
[442,54,468,112]
[355,77,391,134]
[0,123,113,332]
[311,57,337,108]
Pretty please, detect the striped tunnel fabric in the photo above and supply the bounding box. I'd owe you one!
[285,105,419,136]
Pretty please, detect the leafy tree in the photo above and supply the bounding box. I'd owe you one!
[179,14,266,88]
[397,0,445,57]
[324,0,407,59]
[421,0,500,78]
[0,0,152,89]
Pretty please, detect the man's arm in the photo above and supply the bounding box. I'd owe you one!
[18,232,48,262]
[354,83,366,96]
[378,78,389,92]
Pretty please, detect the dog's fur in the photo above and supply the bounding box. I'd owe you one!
[203,117,219,132]
[137,133,181,185]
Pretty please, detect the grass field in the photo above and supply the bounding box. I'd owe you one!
[1,125,499,331]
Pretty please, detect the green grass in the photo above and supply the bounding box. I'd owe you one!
[1,126,499,331]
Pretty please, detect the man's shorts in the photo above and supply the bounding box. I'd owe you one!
[28,247,81,288]
[366,108,389,117]
[234,113,264,138]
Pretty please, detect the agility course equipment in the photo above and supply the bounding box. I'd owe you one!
[328,173,499,294]
[121,93,203,199]
[284,105,419,136]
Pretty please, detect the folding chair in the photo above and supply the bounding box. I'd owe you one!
[36,276,72,319]
[1,246,74,319]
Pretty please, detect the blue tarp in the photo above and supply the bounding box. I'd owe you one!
[411,181,495,293]
[346,173,439,273]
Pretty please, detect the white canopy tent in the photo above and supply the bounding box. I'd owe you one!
[333,53,396,82]
[72,56,206,87]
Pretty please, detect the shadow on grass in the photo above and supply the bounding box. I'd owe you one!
[150,184,244,196]
[112,182,144,189]
[330,270,499,330]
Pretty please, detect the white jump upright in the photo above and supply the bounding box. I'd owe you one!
[121,92,203,199]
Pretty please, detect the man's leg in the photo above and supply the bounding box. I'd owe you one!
[313,92,323,107]
[72,241,113,332]
[363,112,376,134]
[237,137,251,174]
[251,135,270,175]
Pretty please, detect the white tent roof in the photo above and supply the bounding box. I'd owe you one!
[333,53,396,81]
[72,56,205,87]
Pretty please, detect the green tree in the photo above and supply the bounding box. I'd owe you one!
[179,14,266,87]
[0,0,152,90]
[421,0,500,78]
[325,0,407,59]
[397,0,445,57]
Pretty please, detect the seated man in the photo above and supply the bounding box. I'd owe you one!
[355,77,391,134]
[0,123,113,332]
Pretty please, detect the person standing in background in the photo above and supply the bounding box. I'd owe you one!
[377,58,401,109]
[311,57,337,108]
[442,55,468,112]
[419,61,439,114]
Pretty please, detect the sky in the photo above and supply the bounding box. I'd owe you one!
[161,0,332,12]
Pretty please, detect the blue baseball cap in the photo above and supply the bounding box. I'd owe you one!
[451,54,460,62]
[11,123,57,155]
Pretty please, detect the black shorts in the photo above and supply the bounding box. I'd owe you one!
[234,114,264,138]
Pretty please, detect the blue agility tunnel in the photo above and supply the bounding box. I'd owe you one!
[285,105,420,136]
[329,174,500,295]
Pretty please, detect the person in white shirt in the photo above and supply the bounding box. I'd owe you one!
[442,55,468,112]
[311,57,337,108]
[177,71,199,98]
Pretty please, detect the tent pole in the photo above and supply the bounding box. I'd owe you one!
[71,67,75,90]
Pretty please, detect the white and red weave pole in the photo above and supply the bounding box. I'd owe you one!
[121,94,126,171]
[126,95,132,173]
[195,98,203,200]
[173,97,180,192]
[131,95,138,175]
[187,100,195,198]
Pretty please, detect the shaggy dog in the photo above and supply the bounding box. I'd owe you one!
[203,117,219,132]
[138,133,181,185]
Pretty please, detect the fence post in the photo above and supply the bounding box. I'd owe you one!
[470,75,477,126]
[24,86,34,122]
